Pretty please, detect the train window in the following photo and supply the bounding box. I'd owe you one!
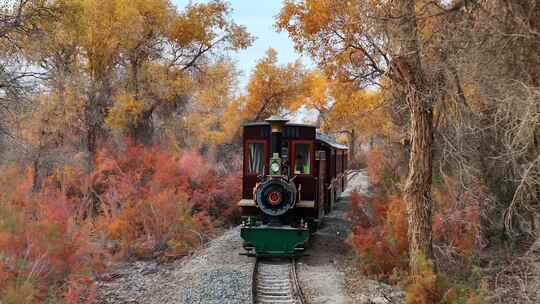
[260,126,270,138]
[294,143,311,174]
[284,127,300,139]
[247,142,264,174]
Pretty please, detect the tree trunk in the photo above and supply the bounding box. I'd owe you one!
[127,55,155,145]
[349,129,356,168]
[397,0,435,277]
[404,88,434,275]
[85,99,101,171]
[129,109,154,145]
[31,154,43,192]
[85,78,111,171]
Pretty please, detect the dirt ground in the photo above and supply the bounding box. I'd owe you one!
[97,170,405,304]
[297,171,404,304]
[96,228,254,304]
[296,191,353,304]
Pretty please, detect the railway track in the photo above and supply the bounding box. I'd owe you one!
[253,258,305,304]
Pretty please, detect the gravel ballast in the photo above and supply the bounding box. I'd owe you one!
[297,170,405,304]
[97,228,254,304]
[295,171,368,304]
[97,170,404,304]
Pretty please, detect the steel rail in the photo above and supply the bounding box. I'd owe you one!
[252,258,306,304]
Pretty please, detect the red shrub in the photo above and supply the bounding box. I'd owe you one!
[348,175,485,282]
[90,142,241,257]
[0,169,104,303]
[364,148,400,193]
[432,176,484,256]
[346,191,373,228]
[0,141,242,302]
[348,193,409,280]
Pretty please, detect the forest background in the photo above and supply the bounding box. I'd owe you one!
[0,0,539,303]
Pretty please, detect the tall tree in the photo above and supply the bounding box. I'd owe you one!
[22,0,253,170]
[20,0,85,187]
[294,71,389,163]
[394,0,435,274]
[241,48,309,121]
[0,0,56,154]
[277,0,457,275]
[119,0,252,144]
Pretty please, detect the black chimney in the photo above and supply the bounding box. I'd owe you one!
[265,115,289,157]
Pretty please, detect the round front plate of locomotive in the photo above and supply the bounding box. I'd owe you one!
[255,178,297,216]
[267,191,282,205]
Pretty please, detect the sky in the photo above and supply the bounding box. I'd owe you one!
[172,0,312,89]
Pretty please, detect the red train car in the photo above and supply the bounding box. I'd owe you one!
[238,116,348,257]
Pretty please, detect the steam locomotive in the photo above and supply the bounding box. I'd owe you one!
[238,116,348,257]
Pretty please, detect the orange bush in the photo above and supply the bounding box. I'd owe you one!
[364,147,400,193]
[347,193,409,280]
[0,169,104,303]
[405,253,448,304]
[89,142,241,257]
[404,252,484,304]
[0,141,242,302]
[348,175,484,282]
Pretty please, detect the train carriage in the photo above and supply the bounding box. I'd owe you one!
[238,116,348,257]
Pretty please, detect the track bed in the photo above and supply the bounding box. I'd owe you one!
[253,258,305,304]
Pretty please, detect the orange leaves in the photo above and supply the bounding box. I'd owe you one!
[350,150,485,282]
[0,141,241,302]
[114,0,170,49]
[348,177,485,283]
[277,0,337,41]
[404,252,447,304]
[18,89,85,149]
[348,193,409,280]
[276,0,389,88]
[91,142,240,257]
[0,182,103,303]
[31,0,251,146]
[169,0,252,50]
[171,0,228,47]
[79,0,122,78]
[106,212,133,242]
[242,48,310,120]
[105,91,146,131]
[365,147,401,193]
[279,0,333,36]
[404,250,484,304]
[326,85,389,135]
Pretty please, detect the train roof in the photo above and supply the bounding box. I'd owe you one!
[242,121,317,128]
[316,132,348,150]
[242,121,348,150]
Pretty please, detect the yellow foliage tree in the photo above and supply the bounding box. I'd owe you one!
[108,0,253,144]
[241,48,309,121]
[181,60,241,150]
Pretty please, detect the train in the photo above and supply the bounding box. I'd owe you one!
[238,115,348,257]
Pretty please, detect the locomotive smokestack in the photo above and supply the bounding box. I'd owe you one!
[266,115,289,156]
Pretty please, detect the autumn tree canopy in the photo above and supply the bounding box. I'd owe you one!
[241,48,309,121]
[276,0,479,276]
[1,0,539,302]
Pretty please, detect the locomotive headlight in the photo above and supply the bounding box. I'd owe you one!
[270,162,280,174]
[269,153,282,176]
